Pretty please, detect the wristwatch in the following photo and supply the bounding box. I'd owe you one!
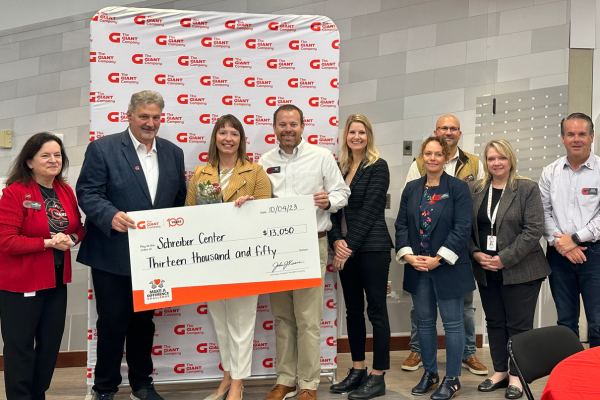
[571,233,582,246]
[435,254,446,265]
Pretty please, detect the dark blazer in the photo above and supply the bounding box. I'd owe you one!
[468,178,551,286]
[76,129,186,276]
[328,158,393,253]
[395,172,475,299]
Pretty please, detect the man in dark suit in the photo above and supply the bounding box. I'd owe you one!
[76,90,186,400]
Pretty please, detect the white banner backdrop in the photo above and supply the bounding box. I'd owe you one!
[87,6,340,385]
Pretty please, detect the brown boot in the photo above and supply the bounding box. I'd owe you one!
[298,389,316,400]
[462,355,489,375]
[264,385,297,400]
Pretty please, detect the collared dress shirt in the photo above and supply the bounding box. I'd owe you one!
[539,152,600,246]
[128,128,159,204]
[258,138,350,232]
[405,148,485,185]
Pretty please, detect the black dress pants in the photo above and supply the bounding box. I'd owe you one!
[338,251,391,370]
[478,278,542,375]
[0,285,67,400]
[92,268,155,393]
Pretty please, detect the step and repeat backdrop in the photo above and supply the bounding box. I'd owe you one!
[87,6,340,384]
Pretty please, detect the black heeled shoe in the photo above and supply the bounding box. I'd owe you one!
[411,371,439,396]
[430,376,460,400]
[348,372,386,399]
[478,377,509,392]
[329,368,367,393]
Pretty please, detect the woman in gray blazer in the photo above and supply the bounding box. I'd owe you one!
[468,140,551,399]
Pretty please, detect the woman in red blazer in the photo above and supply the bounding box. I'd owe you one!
[0,132,85,400]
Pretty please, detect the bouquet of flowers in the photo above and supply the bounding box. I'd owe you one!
[196,180,222,205]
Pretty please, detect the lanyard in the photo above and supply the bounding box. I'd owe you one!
[487,183,506,235]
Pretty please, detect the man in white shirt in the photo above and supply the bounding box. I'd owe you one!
[259,105,350,400]
[402,114,488,376]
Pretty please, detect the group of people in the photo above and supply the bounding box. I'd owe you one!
[0,88,597,400]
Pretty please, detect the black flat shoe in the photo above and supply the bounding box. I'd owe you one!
[411,371,439,396]
[330,368,367,393]
[348,373,386,400]
[505,385,523,399]
[478,377,509,392]
[430,376,460,400]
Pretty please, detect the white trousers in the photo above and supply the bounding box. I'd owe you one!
[208,294,259,379]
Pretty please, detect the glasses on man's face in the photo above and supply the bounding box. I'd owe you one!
[436,126,460,133]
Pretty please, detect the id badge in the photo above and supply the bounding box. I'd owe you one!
[487,235,497,251]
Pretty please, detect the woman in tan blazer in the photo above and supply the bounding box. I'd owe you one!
[185,114,271,400]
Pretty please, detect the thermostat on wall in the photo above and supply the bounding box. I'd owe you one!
[0,130,12,149]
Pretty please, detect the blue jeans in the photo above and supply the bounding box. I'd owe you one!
[412,273,464,377]
[410,291,476,359]
[547,244,600,347]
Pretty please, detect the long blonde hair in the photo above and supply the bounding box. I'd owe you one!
[339,114,380,174]
[475,139,528,191]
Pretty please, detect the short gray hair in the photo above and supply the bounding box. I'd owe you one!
[128,90,165,113]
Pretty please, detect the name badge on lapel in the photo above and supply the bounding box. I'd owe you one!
[266,166,281,174]
[440,193,450,200]
[23,200,42,210]
[582,188,598,195]
[463,174,475,182]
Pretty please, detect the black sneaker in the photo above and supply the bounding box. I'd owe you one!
[330,368,368,393]
[348,373,386,400]
[131,384,164,400]
[92,391,115,400]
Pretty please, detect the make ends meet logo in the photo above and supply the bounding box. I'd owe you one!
[246,38,274,50]
[201,37,230,48]
[134,15,164,27]
[266,96,293,107]
[180,18,209,28]
[156,35,185,47]
[177,132,207,144]
[288,78,316,89]
[223,57,252,69]
[108,72,139,84]
[268,21,296,32]
[177,94,207,106]
[108,32,139,45]
[132,53,162,65]
[90,92,115,103]
[92,12,117,24]
[178,56,207,67]
[289,40,317,51]
[225,20,253,30]
[90,51,115,64]
[266,59,294,70]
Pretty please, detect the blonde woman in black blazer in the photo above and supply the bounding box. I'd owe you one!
[468,140,551,399]
[328,114,393,400]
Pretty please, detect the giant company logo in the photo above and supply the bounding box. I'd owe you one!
[197,342,219,353]
[132,53,162,65]
[199,152,209,162]
[156,35,185,47]
[155,74,184,86]
[152,345,181,356]
[87,328,98,340]
[321,356,335,366]
[288,78,316,89]
[266,59,294,70]
[137,220,161,229]
[246,153,261,163]
[174,363,204,374]
[89,131,105,141]
[330,116,338,126]
[223,57,252,69]
[289,40,317,51]
[108,32,139,45]
[153,307,182,317]
[320,319,336,329]
[174,324,204,335]
[326,337,337,346]
[265,134,279,145]
[185,170,194,182]
[263,358,275,368]
[134,15,164,26]
[262,320,274,330]
[310,59,338,70]
[87,289,94,300]
[268,21,296,32]
[326,299,337,309]
[92,12,117,24]
[177,132,206,144]
[243,115,271,126]
[222,95,251,106]
[310,21,338,31]
[162,113,184,124]
[201,37,230,48]
[225,20,253,30]
[90,92,115,103]
[246,38,274,50]
[308,135,335,146]
[304,117,316,127]
[266,96,293,107]
[253,339,269,351]
[244,77,273,88]
[108,72,139,84]
[177,94,207,106]
[332,39,340,49]
[200,76,229,87]
[330,78,339,88]
[107,112,128,123]
[257,303,269,312]
[323,283,334,292]
[199,114,220,125]
[180,18,209,28]
[197,304,208,314]
[90,51,115,64]
[308,97,336,108]
[178,56,207,67]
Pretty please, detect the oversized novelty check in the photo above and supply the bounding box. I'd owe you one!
[128,196,322,311]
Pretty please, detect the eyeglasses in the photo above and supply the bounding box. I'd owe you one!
[436,126,460,133]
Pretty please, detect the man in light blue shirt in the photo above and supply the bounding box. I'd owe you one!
[539,112,600,347]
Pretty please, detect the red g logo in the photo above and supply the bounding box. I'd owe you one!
[225,20,236,29]
[265,134,276,144]
[132,54,143,64]
[152,346,162,356]
[263,320,274,330]
[87,329,93,340]
[308,135,318,144]
[199,152,209,162]
[134,15,145,24]
[309,97,319,107]
[107,112,119,122]
[177,94,188,104]
[156,35,167,45]
[155,75,166,84]
[263,358,274,368]
[154,310,163,317]
[329,117,338,126]
[222,96,233,105]
[178,56,190,66]
[223,58,233,67]
[197,304,208,314]
[310,60,320,69]
[180,18,191,27]
[326,263,335,272]
[245,39,256,49]
[326,337,337,346]
[201,37,212,47]
[137,221,146,229]
[330,78,339,88]
[174,364,185,374]
[90,52,97,62]
[266,59,277,69]
[332,39,339,49]
[326,299,337,309]
[268,22,279,30]
[311,22,321,31]
[200,76,211,86]
[108,73,119,83]
[109,33,120,43]
[245,77,256,87]
[289,40,299,50]
[199,114,211,124]
[174,325,185,335]
[244,115,254,125]
[266,97,276,106]
[288,78,299,88]
[197,343,208,353]
[177,133,187,142]
[218,363,224,371]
